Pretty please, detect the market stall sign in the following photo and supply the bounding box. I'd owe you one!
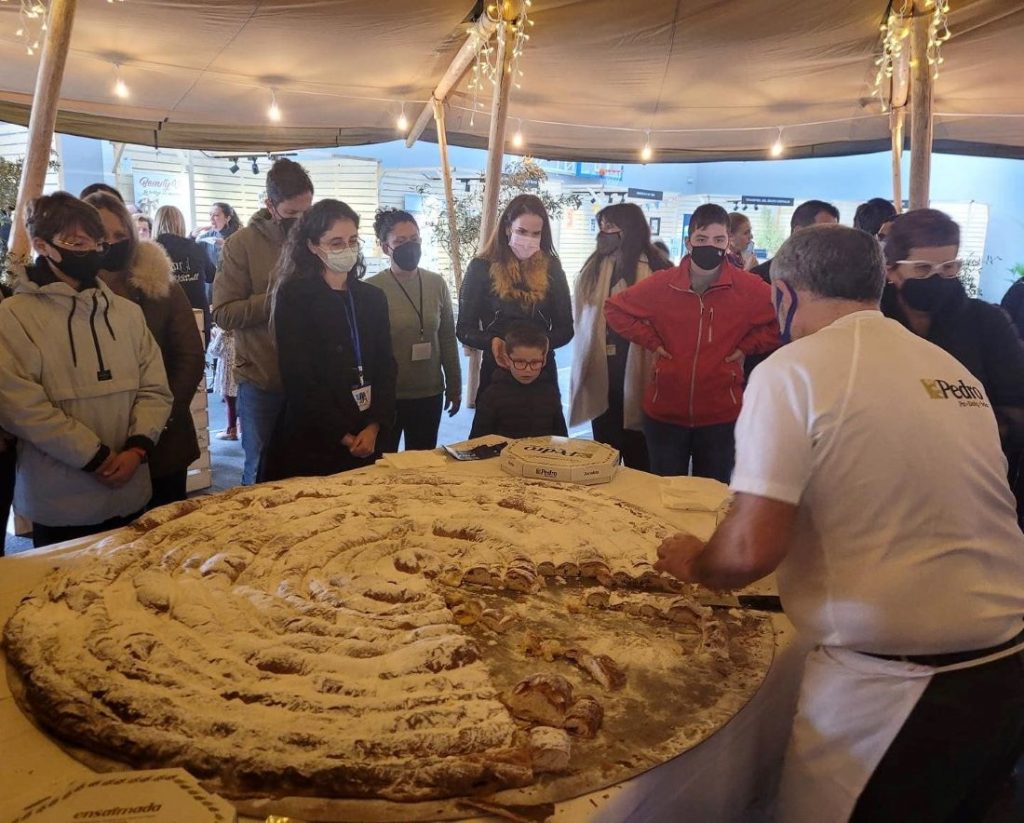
[628,187,664,201]
[741,195,795,207]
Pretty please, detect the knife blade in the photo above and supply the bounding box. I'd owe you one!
[697,593,783,612]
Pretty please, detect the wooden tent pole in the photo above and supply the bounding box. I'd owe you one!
[406,11,500,148]
[478,17,515,250]
[432,98,464,291]
[909,0,934,210]
[8,0,78,261]
[890,108,905,213]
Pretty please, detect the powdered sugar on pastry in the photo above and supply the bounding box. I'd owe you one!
[3,471,678,802]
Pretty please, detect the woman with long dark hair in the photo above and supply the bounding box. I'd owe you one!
[456,194,573,396]
[194,201,241,268]
[262,199,396,480]
[569,203,671,470]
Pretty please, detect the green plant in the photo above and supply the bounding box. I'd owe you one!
[754,207,787,257]
[1009,262,1024,283]
[421,158,582,289]
[1,153,61,261]
[959,252,982,298]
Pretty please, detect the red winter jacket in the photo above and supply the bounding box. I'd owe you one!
[604,259,779,427]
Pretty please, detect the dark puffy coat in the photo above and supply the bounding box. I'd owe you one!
[882,283,1024,412]
[469,369,567,440]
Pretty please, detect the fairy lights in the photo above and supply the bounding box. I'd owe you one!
[508,0,532,91]
[874,0,952,105]
[926,0,952,79]
[12,1,127,56]
[466,1,533,123]
[873,0,911,105]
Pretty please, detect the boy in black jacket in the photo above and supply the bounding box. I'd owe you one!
[470,323,567,439]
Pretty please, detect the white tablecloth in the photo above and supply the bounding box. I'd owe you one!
[0,462,807,822]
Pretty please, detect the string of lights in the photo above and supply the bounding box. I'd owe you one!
[7,0,979,164]
[6,0,127,55]
[874,0,952,107]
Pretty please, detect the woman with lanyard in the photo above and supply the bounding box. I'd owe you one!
[367,208,461,452]
[457,194,573,397]
[261,199,396,481]
[569,203,671,470]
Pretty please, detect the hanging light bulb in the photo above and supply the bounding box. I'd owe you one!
[640,130,653,163]
[511,119,524,148]
[770,127,784,158]
[113,65,129,99]
[396,103,409,132]
[268,89,281,122]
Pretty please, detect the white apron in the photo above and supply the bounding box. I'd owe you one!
[777,639,1024,823]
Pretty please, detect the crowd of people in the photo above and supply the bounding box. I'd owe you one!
[0,153,1022,818]
[2,158,1024,549]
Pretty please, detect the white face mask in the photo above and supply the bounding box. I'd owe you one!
[509,233,542,261]
[321,247,359,274]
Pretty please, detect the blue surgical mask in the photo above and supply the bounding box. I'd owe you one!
[774,282,798,345]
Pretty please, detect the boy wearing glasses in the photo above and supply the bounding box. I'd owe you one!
[469,322,567,440]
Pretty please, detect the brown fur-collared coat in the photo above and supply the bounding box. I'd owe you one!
[101,240,204,480]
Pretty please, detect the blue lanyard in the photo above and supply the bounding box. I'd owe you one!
[341,290,365,385]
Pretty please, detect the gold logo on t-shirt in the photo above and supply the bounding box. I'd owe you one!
[920,378,989,408]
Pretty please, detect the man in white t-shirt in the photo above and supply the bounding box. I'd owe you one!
[654,224,1024,823]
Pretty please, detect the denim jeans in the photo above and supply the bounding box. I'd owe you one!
[237,382,284,485]
[641,415,735,482]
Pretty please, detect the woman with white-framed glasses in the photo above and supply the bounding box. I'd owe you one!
[261,199,396,480]
[881,208,1024,522]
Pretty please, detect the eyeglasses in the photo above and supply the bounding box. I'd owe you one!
[52,236,107,254]
[321,238,364,253]
[896,259,963,279]
[510,358,545,371]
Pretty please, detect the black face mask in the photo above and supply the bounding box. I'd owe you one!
[391,241,422,272]
[277,217,298,237]
[596,233,622,256]
[900,275,965,314]
[48,246,105,287]
[690,244,726,271]
[103,239,133,271]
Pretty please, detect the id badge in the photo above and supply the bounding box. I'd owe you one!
[352,384,372,412]
[606,344,617,357]
[411,341,432,361]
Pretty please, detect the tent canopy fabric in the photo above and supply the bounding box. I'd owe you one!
[0,0,1021,161]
